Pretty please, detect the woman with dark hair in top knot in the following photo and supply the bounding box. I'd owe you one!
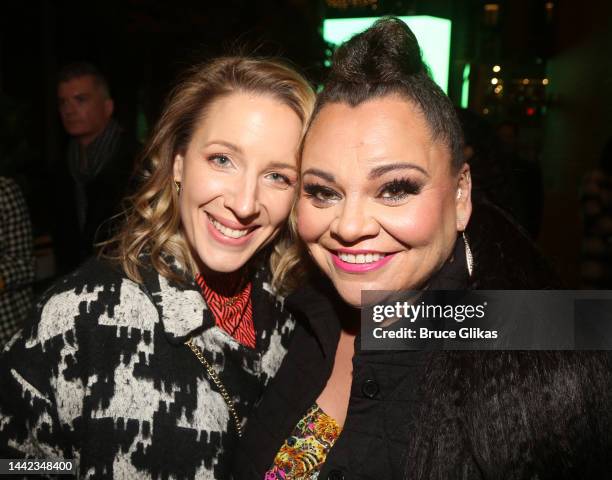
[232,18,612,480]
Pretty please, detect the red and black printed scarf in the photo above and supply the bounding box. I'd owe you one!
[195,272,256,348]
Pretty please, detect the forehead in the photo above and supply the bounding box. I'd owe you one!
[57,75,99,97]
[302,96,450,176]
[188,92,303,159]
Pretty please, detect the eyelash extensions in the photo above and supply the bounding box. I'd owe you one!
[302,177,423,206]
[302,183,340,204]
[377,178,422,201]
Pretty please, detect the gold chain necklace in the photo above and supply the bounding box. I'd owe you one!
[185,338,243,437]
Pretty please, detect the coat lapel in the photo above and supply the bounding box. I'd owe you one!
[139,258,215,344]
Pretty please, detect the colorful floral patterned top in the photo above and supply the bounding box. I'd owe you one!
[265,404,341,479]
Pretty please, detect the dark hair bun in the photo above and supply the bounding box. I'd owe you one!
[330,17,424,84]
[315,16,463,171]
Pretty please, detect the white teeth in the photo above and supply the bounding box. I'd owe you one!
[209,216,250,239]
[338,252,386,264]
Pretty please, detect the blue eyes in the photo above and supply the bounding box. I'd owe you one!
[209,155,232,168]
[207,155,293,187]
[266,172,292,186]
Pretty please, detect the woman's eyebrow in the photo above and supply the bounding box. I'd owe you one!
[368,163,429,179]
[204,140,243,154]
[302,168,335,183]
[268,162,298,172]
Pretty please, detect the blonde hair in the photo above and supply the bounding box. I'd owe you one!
[268,203,310,295]
[102,56,315,285]
[268,122,319,295]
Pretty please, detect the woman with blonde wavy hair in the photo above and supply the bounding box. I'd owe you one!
[0,56,314,479]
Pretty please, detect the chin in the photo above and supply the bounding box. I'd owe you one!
[332,275,403,309]
[193,244,250,274]
[331,282,366,309]
[201,256,250,274]
[343,296,363,308]
[192,231,262,274]
[193,224,274,275]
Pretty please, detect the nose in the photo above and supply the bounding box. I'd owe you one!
[60,101,76,118]
[224,174,261,222]
[330,197,379,244]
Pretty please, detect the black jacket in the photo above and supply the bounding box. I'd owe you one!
[52,126,140,274]
[232,201,612,480]
[0,255,295,479]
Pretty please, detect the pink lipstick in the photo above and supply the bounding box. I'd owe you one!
[330,249,396,273]
[205,212,258,247]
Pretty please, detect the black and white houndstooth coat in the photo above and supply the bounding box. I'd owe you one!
[0,177,34,348]
[0,254,295,479]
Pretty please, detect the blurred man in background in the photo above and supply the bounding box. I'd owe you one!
[54,63,138,274]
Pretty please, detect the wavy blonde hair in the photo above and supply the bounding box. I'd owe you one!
[267,200,311,294]
[102,57,315,286]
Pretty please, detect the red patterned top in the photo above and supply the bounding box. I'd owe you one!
[195,272,256,348]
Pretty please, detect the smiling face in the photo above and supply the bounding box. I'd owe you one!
[173,92,303,275]
[297,95,471,307]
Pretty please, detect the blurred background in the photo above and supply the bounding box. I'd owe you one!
[1,0,612,289]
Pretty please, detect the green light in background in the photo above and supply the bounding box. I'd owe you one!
[323,16,452,93]
[461,63,471,109]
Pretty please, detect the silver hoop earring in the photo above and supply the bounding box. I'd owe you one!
[462,232,473,277]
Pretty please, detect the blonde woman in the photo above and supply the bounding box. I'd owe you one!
[0,57,314,479]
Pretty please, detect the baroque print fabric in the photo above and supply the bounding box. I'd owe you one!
[0,256,295,479]
[265,404,341,480]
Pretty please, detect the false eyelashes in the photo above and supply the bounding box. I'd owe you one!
[302,177,423,206]
[302,183,340,204]
[377,178,422,201]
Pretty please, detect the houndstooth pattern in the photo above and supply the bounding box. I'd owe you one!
[0,255,295,479]
[0,177,34,348]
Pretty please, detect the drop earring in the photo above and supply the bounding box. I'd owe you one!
[462,232,473,277]
[174,180,181,194]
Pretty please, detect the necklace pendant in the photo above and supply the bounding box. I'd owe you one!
[225,297,238,307]
[216,296,238,308]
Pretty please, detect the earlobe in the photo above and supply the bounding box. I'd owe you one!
[455,164,472,231]
[105,99,114,118]
[173,154,184,183]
